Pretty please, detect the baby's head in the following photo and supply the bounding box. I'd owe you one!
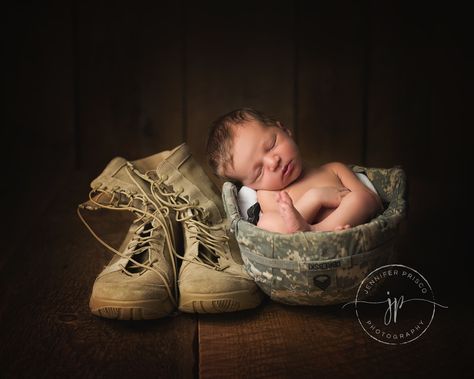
[206,108,303,191]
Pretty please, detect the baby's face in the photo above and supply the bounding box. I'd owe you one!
[226,120,303,191]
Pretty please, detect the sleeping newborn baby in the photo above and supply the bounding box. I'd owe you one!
[238,173,379,227]
[206,108,383,233]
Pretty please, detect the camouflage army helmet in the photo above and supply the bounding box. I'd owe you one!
[222,166,407,306]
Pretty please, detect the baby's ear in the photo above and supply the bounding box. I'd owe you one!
[277,121,292,137]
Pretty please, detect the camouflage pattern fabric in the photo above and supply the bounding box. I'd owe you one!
[222,166,407,306]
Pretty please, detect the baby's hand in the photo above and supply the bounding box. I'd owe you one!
[313,186,350,208]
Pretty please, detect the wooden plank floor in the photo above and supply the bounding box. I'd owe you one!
[199,301,472,378]
[0,172,197,378]
[1,171,472,378]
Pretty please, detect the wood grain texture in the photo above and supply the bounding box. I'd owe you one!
[4,2,471,377]
[198,301,472,378]
[185,0,295,169]
[3,2,75,267]
[76,2,184,170]
[0,172,197,378]
[365,1,471,292]
[297,1,366,166]
[366,1,432,170]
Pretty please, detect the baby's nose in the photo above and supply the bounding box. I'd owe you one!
[265,155,280,171]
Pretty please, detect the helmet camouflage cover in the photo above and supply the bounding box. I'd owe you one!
[222,165,407,305]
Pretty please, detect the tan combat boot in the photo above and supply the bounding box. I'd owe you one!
[78,153,181,320]
[145,143,264,313]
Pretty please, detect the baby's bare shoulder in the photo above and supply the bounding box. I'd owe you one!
[320,161,348,173]
[291,165,338,185]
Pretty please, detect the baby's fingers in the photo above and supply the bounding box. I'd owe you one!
[275,191,283,203]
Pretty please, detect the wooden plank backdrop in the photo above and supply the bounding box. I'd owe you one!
[3,0,471,378]
[297,1,367,166]
[185,0,295,170]
[366,1,470,298]
[76,1,184,170]
[3,2,75,268]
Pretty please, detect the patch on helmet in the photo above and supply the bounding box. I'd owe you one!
[313,274,331,290]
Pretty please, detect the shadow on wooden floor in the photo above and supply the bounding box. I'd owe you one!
[0,171,472,379]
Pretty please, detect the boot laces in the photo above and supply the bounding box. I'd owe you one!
[77,164,179,307]
[130,169,231,271]
[119,221,158,276]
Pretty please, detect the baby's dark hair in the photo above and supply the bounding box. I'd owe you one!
[206,107,280,179]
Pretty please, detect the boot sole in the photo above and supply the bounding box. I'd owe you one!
[178,288,264,313]
[90,296,174,320]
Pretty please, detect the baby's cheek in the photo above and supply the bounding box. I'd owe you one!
[273,181,286,191]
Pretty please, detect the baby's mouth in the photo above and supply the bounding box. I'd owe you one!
[282,161,293,179]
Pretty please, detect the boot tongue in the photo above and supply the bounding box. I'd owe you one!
[155,143,224,223]
[90,157,139,193]
[89,156,164,210]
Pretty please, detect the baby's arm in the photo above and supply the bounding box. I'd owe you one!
[291,187,349,222]
[313,163,382,231]
[256,187,349,234]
